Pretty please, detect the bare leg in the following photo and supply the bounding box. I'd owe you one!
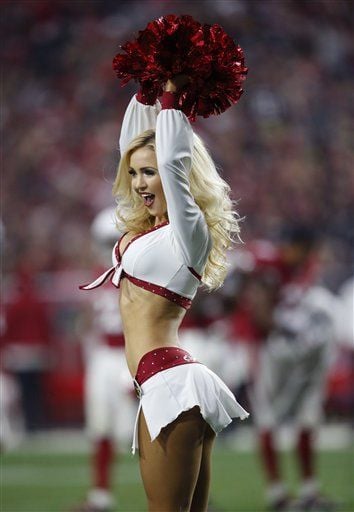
[138,406,213,512]
[190,423,215,512]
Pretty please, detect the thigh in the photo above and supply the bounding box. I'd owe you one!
[138,406,206,512]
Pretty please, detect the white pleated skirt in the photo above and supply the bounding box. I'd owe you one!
[132,362,249,453]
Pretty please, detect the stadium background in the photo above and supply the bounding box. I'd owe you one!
[1,1,353,511]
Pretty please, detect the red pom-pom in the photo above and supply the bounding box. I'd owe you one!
[112,14,248,121]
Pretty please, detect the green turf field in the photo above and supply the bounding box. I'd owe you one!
[1,444,353,512]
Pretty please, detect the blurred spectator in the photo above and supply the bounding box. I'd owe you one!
[229,225,340,511]
[72,207,136,512]
[325,275,354,422]
[2,1,353,278]
[1,0,353,469]
[0,273,52,431]
[336,276,354,348]
[0,371,25,451]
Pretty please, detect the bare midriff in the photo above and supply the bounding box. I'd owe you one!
[119,278,186,376]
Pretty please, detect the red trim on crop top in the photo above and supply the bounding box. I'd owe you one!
[80,221,201,308]
[80,267,194,309]
[135,346,199,387]
[116,221,169,262]
[121,272,193,309]
[116,222,201,280]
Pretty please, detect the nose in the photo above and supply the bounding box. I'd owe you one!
[134,173,147,191]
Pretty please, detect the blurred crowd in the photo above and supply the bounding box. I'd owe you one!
[2,0,353,275]
[1,0,353,435]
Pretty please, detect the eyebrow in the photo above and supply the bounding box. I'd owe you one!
[128,166,158,172]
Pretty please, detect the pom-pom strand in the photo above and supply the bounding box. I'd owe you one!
[113,14,248,121]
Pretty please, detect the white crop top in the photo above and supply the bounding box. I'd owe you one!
[80,94,212,309]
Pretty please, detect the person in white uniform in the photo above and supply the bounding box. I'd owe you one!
[245,228,339,512]
[74,207,136,512]
[81,75,249,511]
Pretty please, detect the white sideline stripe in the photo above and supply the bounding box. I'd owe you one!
[6,424,353,454]
[226,423,354,452]
[2,464,140,486]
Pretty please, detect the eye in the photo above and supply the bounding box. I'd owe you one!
[144,169,156,176]
[128,169,136,177]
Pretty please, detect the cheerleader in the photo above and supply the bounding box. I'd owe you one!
[81,16,249,510]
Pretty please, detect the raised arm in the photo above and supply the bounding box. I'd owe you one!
[155,79,211,269]
[119,92,161,155]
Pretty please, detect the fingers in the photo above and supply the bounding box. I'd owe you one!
[165,75,191,92]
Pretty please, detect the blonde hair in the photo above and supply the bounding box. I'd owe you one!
[112,129,241,290]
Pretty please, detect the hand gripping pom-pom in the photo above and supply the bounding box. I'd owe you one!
[112,14,248,121]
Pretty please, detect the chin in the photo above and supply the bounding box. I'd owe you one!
[149,207,162,217]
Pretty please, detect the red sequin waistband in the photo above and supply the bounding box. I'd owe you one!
[134,347,199,389]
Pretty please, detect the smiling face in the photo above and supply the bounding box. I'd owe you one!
[128,146,167,225]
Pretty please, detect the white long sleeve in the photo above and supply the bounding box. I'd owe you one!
[156,109,211,268]
[119,95,161,155]
[119,95,211,270]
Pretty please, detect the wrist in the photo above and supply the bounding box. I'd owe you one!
[161,91,180,110]
[136,89,155,106]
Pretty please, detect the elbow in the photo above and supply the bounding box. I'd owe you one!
[157,155,192,175]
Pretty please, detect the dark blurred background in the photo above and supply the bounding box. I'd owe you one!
[1,0,353,432]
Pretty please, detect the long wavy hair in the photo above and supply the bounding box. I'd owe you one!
[112,129,241,289]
